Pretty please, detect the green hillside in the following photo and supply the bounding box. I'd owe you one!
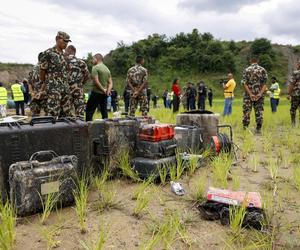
[95,29,299,97]
[1,29,299,98]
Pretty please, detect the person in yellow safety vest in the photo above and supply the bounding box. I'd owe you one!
[269,76,280,113]
[84,93,89,103]
[11,80,25,116]
[0,82,8,118]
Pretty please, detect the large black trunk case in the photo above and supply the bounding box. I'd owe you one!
[0,117,90,201]
[135,138,177,159]
[89,117,155,174]
[131,156,177,179]
[89,118,138,174]
[9,152,78,216]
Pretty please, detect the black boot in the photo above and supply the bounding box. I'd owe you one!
[291,115,296,126]
[255,124,262,135]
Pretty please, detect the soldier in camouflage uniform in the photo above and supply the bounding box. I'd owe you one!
[242,56,268,134]
[288,61,300,126]
[65,45,89,118]
[40,31,72,117]
[126,56,148,117]
[28,52,47,116]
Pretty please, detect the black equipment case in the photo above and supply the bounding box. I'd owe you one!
[135,138,177,159]
[0,117,90,201]
[131,156,177,179]
[9,151,78,216]
[89,117,155,173]
[174,125,203,153]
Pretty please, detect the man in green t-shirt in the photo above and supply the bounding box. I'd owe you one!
[85,54,113,121]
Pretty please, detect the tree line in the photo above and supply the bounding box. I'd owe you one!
[85,29,275,77]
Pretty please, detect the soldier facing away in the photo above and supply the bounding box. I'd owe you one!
[242,55,268,134]
[40,31,72,117]
[288,61,300,126]
[65,45,89,119]
[28,52,47,116]
[126,55,148,117]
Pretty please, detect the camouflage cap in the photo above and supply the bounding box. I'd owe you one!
[57,31,71,42]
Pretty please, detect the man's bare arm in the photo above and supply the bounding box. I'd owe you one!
[92,75,106,93]
[106,76,113,95]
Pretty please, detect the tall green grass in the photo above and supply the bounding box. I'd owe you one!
[189,173,207,203]
[80,221,107,250]
[39,224,62,250]
[211,153,232,188]
[39,192,60,225]
[292,167,300,192]
[142,209,193,249]
[0,201,16,250]
[117,149,140,181]
[73,176,89,233]
[132,178,154,217]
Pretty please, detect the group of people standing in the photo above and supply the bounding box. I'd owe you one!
[232,56,299,133]
[162,80,214,113]
[1,31,300,131]
[157,55,300,133]
[0,79,31,117]
[27,31,89,119]
[0,31,154,121]
[22,31,151,120]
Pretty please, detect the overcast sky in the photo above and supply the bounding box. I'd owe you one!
[1,0,299,64]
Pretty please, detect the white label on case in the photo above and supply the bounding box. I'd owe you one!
[41,181,60,195]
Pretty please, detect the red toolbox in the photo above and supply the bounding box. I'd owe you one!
[139,124,175,142]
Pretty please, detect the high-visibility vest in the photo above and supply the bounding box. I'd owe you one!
[0,87,7,105]
[84,93,89,103]
[273,87,280,99]
[11,84,24,102]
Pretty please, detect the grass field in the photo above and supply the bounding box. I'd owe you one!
[4,97,300,249]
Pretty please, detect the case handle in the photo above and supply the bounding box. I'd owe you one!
[29,150,58,161]
[30,116,56,126]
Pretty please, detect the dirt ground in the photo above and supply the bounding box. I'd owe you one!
[9,101,300,250]
[13,135,300,249]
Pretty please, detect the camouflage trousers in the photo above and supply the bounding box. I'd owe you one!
[242,97,264,129]
[290,96,300,125]
[129,91,148,116]
[30,99,47,116]
[46,82,72,117]
[70,85,85,118]
[0,104,6,118]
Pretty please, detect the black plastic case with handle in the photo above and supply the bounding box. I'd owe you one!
[0,117,89,201]
[9,150,78,216]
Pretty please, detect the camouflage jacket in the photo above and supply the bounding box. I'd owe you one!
[242,63,268,96]
[40,46,68,85]
[65,55,89,88]
[126,64,148,91]
[289,70,300,96]
[28,63,42,92]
